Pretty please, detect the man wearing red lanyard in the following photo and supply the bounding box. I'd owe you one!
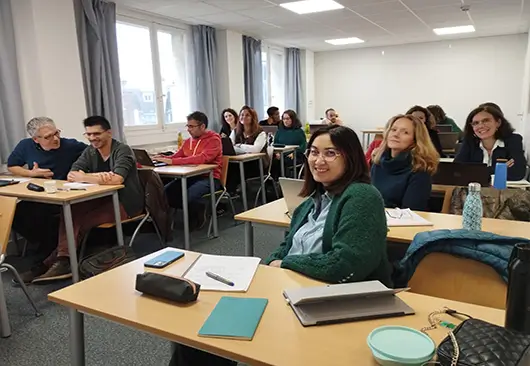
[155,111,223,229]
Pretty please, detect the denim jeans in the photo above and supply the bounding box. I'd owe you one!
[164,176,222,209]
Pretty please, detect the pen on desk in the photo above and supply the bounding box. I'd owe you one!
[205,271,234,287]
[58,188,87,191]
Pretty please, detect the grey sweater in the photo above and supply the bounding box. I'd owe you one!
[71,139,144,216]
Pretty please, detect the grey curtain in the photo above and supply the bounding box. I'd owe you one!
[191,25,220,131]
[285,47,302,115]
[75,0,125,141]
[242,36,264,117]
[0,0,25,164]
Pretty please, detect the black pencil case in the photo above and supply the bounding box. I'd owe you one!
[135,272,200,303]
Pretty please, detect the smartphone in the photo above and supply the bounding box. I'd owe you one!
[144,251,184,268]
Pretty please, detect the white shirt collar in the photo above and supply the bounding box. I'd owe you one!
[479,139,505,166]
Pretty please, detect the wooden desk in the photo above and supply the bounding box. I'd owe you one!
[0,177,124,281]
[234,199,290,255]
[273,145,298,178]
[153,165,218,250]
[235,198,530,254]
[227,153,266,211]
[49,248,505,366]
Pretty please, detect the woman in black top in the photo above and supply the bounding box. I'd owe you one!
[406,105,444,157]
[455,105,527,180]
[219,108,238,138]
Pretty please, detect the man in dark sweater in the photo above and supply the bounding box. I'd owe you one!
[259,106,280,126]
[30,116,144,283]
[7,117,87,271]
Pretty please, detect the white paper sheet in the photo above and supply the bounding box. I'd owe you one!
[386,208,433,227]
[63,182,97,189]
[184,254,261,292]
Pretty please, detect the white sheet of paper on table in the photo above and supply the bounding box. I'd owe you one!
[386,208,433,227]
[63,182,97,189]
[11,178,31,183]
[184,254,261,292]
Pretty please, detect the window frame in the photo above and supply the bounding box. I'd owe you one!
[262,43,286,115]
[116,14,191,140]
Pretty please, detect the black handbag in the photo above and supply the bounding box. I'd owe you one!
[437,318,530,366]
[79,246,137,280]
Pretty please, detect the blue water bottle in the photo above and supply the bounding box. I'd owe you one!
[462,182,483,231]
[493,159,508,189]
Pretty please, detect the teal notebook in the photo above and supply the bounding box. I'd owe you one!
[198,297,268,340]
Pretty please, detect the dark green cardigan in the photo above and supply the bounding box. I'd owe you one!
[265,183,392,286]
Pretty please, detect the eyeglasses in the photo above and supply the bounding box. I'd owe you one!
[305,148,342,162]
[38,129,61,141]
[471,118,494,128]
[186,124,201,129]
[385,208,412,220]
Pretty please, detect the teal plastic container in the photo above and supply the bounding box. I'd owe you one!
[367,326,436,365]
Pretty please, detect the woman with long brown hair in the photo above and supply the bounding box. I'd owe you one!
[225,106,269,193]
[371,114,439,211]
[406,105,444,157]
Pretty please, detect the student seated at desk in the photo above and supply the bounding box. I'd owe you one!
[270,109,307,179]
[258,106,281,126]
[226,106,269,193]
[266,125,391,285]
[322,108,343,126]
[170,125,392,366]
[219,108,238,138]
[155,111,223,229]
[406,105,444,157]
[371,114,439,211]
[7,117,87,271]
[24,116,144,283]
[427,104,462,133]
[454,105,527,181]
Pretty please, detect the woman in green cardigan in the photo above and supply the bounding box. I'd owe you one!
[270,109,307,179]
[169,126,390,365]
[266,125,391,285]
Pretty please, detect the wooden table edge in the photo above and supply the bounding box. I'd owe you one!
[47,294,273,366]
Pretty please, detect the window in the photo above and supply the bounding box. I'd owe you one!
[262,44,286,116]
[116,19,190,131]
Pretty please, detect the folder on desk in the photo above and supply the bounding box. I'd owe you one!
[198,297,268,340]
[283,281,414,327]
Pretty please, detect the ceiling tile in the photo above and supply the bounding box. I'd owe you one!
[400,0,461,10]
[236,5,294,20]
[350,1,406,17]
[203,0,271,11]
[193,12,253,25]
[413,5,470,26]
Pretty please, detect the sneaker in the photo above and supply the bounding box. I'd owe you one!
[32,257,72,283]
[11,263,48,286]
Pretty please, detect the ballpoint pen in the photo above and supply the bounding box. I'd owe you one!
[205,271,234,286]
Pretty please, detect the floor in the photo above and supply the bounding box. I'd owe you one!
[0,206,284,366]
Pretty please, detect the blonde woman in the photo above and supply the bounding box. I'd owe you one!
[371,114,439,211]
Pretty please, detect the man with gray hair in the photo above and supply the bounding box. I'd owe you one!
[8,116,87,179]
[7,117,87,284]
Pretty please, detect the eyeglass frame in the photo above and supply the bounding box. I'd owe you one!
[37,129,61,141]
[304,147,342,162]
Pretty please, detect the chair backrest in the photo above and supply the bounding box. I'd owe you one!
[220,156,230,188]
[437,124,453,132]
[408,252,507,309]
[0,196,17,256]
[137,169,172,241]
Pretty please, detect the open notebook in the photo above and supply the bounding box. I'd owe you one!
[386,208,433,227]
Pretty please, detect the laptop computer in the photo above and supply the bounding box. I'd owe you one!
[437,124,453,133]
[221,137,237,156]
[279,178,306,216]
[438,132,459,151]
[133,149,168,167]
[309,124,325,136]
[261,125,278,136]
[432,162,490,186]
[283,281,414,327]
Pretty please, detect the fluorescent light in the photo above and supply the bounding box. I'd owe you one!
[433,25,475,35]
[280,0,344,15]
[325,37,365,45]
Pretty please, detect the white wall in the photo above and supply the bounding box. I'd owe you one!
[314,34,528,134]
[11,0,87,140]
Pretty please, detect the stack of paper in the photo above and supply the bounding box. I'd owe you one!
[184,254,261,292]
[386,208,433,227]
[63,182,97,189]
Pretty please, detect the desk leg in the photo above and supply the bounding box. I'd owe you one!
[239,161,248,211]
[293,153,297,178]
[69,308,85,366]
[112,191,124,247]
[209,171,218,238]
[0,270,12,338]
[245,222,254,256]
[63,203,80,283]
[259,159,266,205]
[280,152,285,177]
[181,177,190,250]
